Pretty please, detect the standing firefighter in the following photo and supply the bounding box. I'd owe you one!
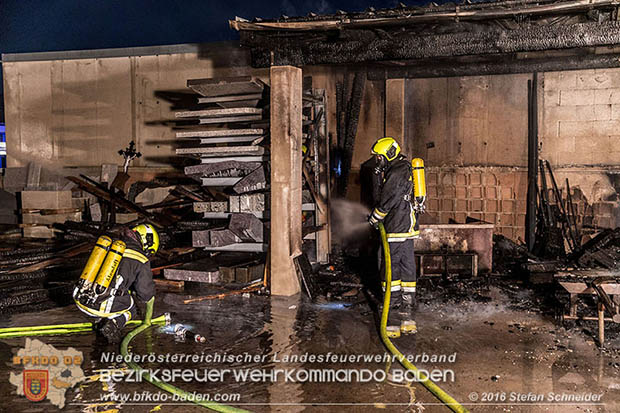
[368,137,426,336]
[73,224,159,343]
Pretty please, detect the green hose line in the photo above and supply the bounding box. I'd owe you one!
[121,321,251,413]
[0,314,168,339]
[0,327,92,339]
[378,222,469,413]
[143,297,154,326]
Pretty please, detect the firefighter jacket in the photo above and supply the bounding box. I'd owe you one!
[76,231,155,318]
[370,156,419,242]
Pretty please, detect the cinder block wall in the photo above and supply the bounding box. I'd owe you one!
[355,71,620,242]
[423,168,528,241]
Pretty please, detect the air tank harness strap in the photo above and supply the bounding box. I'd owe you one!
[123,248,148,264]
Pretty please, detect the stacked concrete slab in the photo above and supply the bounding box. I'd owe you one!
[175,77,269,252]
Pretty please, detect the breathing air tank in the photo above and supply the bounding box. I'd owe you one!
[93,240,126,295]
[73,236,112,300]
[78,236,112,286]
[411,158,426,207]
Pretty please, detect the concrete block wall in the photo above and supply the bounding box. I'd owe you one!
[423,167,528,241]
[542,69,620,166]
[421,167,618,243]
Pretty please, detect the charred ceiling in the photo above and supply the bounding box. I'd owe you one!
[230,0,620,75]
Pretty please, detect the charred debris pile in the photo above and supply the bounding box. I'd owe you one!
[0,76,333,313]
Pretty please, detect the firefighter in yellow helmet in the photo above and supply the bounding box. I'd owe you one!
[368,137,419,335]
[74,224,159,343]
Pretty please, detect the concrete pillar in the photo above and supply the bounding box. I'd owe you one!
[270,66,302,296]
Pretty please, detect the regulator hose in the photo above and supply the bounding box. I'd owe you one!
[120,320,251,413]
[378,222,469,413]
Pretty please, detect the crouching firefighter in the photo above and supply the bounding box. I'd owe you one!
[73,224,159,343]
[368,137,426,336]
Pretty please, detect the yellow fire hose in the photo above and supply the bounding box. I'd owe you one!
[378,222,469,413]
[0,314,169,339]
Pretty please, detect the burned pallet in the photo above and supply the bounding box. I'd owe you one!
[575,228,620,269]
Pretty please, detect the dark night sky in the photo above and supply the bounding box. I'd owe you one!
[0,0,426,121]
[0,0,405,54]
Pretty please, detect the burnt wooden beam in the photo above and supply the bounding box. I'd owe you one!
[192,229,241,248]
[233,166,267,194]
[231,0,616,32]
[525,74,538,253]
[176,146,265,157]
[229,212,264,242]
[242,21,620,67]
[176,128,264,138]
[66,176,174,227]
[368,52,620,79]
[184,161,261,177]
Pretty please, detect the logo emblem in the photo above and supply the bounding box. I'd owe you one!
[23,370,48,402]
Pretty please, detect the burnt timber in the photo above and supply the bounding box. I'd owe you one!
[231,0,620,76]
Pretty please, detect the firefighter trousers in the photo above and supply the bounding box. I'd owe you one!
[380,238,416,296]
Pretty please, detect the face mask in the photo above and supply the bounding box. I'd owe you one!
[374,155,387,175]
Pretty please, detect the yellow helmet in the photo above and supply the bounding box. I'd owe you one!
[371,137,401,162]
[132,223,159,256]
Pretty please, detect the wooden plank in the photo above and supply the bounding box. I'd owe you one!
[200,156,268,164]
[201,243,267,252]
[175,108,262,118]
[185,161,261,176]
[198,115,262,124]
[198,93,262,103]
[198,136,262,144]
[558,281,620,295]
[270,65,303,296]
[176,128,264,138]
[203,211,267,219]
[201,177,243,186]
[154,279,185,289]
[176,146,265,156]
[187,77,264,97]
[65,176,174,226]
[193,202,228,213]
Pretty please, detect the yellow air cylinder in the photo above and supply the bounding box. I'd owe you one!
[79,236,112,285]
[94,240,126,295]
[411,158,426,199]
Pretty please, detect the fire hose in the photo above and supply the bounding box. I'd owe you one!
[0,314,169,339]
[120,318,251,413]
[378,222,469,413]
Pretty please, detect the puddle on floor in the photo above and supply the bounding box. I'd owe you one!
[1,286,620,412]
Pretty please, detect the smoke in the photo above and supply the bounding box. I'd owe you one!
[329,198,372,247]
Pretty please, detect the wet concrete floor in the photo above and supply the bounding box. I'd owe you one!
[1,283,620,412]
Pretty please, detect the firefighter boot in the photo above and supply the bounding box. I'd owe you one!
[99,307,136,344]
[399,292,417,334]
[99,316,125,344]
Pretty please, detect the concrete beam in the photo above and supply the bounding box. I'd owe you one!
[270,66,303,296]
